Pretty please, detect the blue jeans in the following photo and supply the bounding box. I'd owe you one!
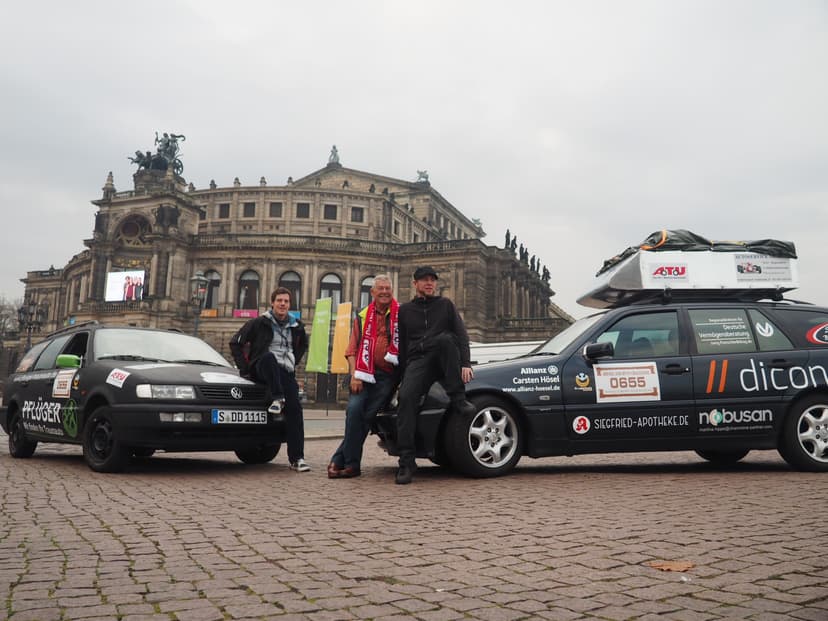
[330,369,395,470]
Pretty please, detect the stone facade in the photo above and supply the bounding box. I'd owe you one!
[10,155,572,403]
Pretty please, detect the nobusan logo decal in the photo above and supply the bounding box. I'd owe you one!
[699,407,773,428]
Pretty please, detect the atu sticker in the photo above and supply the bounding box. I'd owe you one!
[106,368,130,388]
[806,323,828,345]
[594,362,661,403]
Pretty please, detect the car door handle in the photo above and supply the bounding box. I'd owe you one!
[769,359,794,369]
[662,363,690,375]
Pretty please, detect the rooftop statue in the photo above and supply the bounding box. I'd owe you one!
[128,131,186,175]
[416,169,429,183]
[328,145,340,164]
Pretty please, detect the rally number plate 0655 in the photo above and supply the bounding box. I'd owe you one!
[211,409,268,424]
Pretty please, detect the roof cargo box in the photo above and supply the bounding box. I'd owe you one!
[577,229,799,309]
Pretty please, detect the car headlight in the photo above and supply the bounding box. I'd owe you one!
[136,384,196,399]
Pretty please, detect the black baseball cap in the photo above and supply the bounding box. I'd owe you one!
[413,266,439,280]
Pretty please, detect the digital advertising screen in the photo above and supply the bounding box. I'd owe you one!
[104,270,146,302]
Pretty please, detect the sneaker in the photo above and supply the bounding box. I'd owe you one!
[290,458,311,472]
[268,398,285,415]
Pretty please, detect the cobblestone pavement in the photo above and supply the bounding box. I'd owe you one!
[1,431,826,621]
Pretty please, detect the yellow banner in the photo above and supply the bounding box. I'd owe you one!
[330,302,353,374]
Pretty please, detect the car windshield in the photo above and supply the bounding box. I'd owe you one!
[530,312,607,355]
[93,329,231,367]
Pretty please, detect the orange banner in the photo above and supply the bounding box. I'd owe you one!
[330,302,353,374]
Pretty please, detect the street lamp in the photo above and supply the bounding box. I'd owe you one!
[189,271,208,337]
[17,298,48,350]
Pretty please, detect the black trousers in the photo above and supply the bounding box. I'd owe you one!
[396,333,466,467]
[254,353,304,463]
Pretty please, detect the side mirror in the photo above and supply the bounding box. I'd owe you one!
[582,341,614,362]
[56,354,81,369]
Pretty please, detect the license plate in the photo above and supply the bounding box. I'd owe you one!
[211,409,268,424]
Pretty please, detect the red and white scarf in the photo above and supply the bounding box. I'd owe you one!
[354,299,399,383]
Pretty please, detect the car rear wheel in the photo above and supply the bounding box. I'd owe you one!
[779,396,828,472]
[695,449,749,465]
[235,444,280,464]
[444,396,522,478]
[83,408,129,473]
[8,411,37,458]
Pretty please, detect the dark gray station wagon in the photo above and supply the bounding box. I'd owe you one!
[373,295,828,477]
[1,322,283,472]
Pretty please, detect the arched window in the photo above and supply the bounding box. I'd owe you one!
[237,270,260,310]
[320,273,342,307]
[204,270,221,310]
[279,271,302,311]
[360,276,374,309]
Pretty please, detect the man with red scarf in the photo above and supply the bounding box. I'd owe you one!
[327,274,400,478]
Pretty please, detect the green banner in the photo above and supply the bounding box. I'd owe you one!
[305,297,332,372]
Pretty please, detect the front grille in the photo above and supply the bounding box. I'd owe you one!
[198,384,268,401]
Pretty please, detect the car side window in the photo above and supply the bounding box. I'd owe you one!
[748,310,792,351]
[772,309,828,348]
[15,340,51,373]
[33,335,73,371]
[596,311,679,358]
[62,332,90,361]
[688,308,755,354]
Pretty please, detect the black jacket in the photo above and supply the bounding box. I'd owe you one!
[398,295,471,369]
[229,312,308,377]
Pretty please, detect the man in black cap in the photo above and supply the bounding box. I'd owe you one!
[394,266,475,484]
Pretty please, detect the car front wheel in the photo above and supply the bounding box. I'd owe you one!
[444,396,522,478]
[235,444,280,464]
[8,411,37,458]
[83,407,129,473]
[779,396,828,472]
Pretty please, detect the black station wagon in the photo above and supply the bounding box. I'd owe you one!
[0,323,284,472]
[373,296,828,477]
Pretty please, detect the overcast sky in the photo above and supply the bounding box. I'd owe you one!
[2,0,826,318]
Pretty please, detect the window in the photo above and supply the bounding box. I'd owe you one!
[296,203,310,218]
[218,203,230,219]
[596,311,680,358]
[413,233,419,243]
[279,271,302,311]
[360,276,375,309]
[243,202,256,218]
[204,270,222,310]
[269,202,283,218]
[747,309,792,351]
[689,309,755,354]
[351,207,364,223]
[237,270,260,310]
[320,273,343,307]
[199,206,206,221]
[393,220,400,236]
[33,335,72,370]
[772,309,828,348]
[324,204,338,220]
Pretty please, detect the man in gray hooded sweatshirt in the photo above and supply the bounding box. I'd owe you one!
[230,287,310,471]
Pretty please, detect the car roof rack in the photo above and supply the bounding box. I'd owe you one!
[578,233,799,309]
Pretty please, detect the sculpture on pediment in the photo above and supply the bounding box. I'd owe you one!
[416,170,429,183]
[328,145,340,164]
[128,131,186,175]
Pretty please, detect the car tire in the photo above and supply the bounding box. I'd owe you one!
[8,411,37,458]
[444,396,522,478]
[82,407,129,473]
[235,444,280,464]
[131,448,156,459]
[695,449,749,465]
[779,396,828,472]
